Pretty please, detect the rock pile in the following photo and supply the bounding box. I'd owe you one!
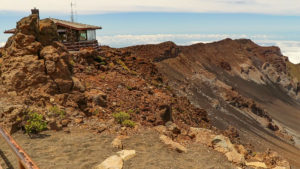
[0,14,77,133]
[0,14,73,96]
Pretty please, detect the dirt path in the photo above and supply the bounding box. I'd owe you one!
[0,128,235,169]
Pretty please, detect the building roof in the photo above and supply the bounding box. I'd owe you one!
[49,18,102,31]
[4,18,101,34]
[4,28,16,34]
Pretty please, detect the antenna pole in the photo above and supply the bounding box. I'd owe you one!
[71,1,74,22]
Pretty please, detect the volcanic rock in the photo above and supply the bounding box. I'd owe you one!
[116,150,136,161]
[159,134,187,153]
[39,18,59,46]
[93,155,123,169]
[1,14,73,95]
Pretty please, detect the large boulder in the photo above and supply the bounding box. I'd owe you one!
[0,55,51,92]
[40,45,73,93]
[16,14,39,37]
[0,14,73,95]
[39,18,59,46]
[4,33,42,57]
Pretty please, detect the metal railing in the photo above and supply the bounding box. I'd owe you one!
[63,40,100,51]
[0,127,39,169]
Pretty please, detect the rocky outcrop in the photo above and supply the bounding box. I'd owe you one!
[159,134,187,153]
[39,18,59,46]
[117,150,136,161]
[0,14,73,95]
[93,155,123,169]
[0,14,77,133]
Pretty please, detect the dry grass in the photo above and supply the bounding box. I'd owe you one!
[286,61,300,82]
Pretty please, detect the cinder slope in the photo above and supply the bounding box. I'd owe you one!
[126,39,300,167]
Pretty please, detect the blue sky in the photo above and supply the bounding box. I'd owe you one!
[1,0,300,63]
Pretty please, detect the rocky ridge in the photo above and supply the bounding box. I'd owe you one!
[0,14,298,169]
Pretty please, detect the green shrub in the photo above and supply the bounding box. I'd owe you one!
[122,119,135,127]
[127,109,134,114]
[126,86,133,90]
[113,111,136,128]
[117,59,130,72]
[100,62,106,65]
[69,59,75,66]
[25,111,47,134]
[49,106,66,118]
[95,56,105,63]
[113,111,130,124]
[93,108,100,115]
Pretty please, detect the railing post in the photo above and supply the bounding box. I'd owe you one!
[0,126,39,169]
[19,161,26,169]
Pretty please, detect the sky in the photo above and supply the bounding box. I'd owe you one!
[0,0,300,63]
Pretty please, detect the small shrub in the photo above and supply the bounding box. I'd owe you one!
[126,86,133,90]
[100,75,106,80]
[86,66,93,73]
[93,108,100,115]
[113,111,136,127]
[25,111,47,134]
[100,62,106,65]
[49,106,66,118]
[95,56,105,63]
[122,119,135,128]
[69,59,75,66]
[127,109,134,114]
[108,62,115,68]
[113,111,130,124]
[117,59,130,72]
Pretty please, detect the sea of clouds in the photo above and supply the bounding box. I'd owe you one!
[1,34,299,64]
[98,34,300,64]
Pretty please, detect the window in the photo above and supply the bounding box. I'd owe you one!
[87,30,96,40]
[79,31,87,41]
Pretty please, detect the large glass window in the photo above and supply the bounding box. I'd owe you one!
[87,30,96,40]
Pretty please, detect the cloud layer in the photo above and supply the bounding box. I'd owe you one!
[2,34,299,64]
[1,0,300,15]
[98,34,300,64]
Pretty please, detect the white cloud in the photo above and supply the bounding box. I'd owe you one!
[257,40,300,64]
[98,34,268,46]
[0,0,300,15]
[98,33,300,64]
[0,42,5,47]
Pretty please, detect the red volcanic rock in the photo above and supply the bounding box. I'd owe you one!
[1,14,73,95]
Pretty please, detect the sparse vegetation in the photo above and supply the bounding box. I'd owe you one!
[69,59,75,66]
[49,106,66,118]
[117,59,130,72]
[127,109,134,114]
[95,56,106,63]
[93,108,100,115]
[108,62,115,68]
[116,59,138,75]
[287,61,300,82]
[25,110,47,134]
[126,85,133,90]
[122,119,136,127]
[113,111,135,127]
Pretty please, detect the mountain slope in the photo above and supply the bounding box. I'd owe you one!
[125,39,300,167]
